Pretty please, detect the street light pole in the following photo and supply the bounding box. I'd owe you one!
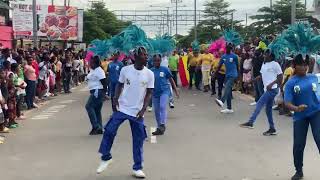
[32,0,37,48]
[176,0,178,35]
[291,0,296,24]
[231,12,234,29]
[194,0,197,40]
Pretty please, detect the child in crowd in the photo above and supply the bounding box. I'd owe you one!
[242,53,253,94]
[7,73,18,129]
[11,63,26,120]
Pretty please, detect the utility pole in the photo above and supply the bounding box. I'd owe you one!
[245,13,248,27]
[176,0,178,35]
[305,0,307,9]
[68,0,70,7]
[166,8,170,35]
[194,0,197,40]
[64,0,67,7]
[291,0,296,24]
[51,0,54,6]
[231,12,234,29]
[32,0,37,48]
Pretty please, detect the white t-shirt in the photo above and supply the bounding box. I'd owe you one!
[73,59,81,71]
[118,65,154,117]
[243,58,252,70]
[161,56,169,67]
[7,57,17,64]
[260,61,283,91]
[87,67,106,90]
[38,62,48,80]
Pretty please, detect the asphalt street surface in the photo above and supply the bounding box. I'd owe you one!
[1,85,320,180]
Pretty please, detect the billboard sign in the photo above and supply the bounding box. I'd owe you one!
[12,4,78,41]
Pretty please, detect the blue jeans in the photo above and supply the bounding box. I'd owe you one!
[253,79,264,102]
[26,80,36,109]
[293,111,320,172]
[85,90,104,130]
[153,94,169,127]
[221,77,236,109]
[99,111,147,170]
[249,89,278,129]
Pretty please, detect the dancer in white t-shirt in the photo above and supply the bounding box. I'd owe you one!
[96,47,154,179]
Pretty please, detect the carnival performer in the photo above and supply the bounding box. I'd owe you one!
[211,49,226,99]
[240,49,283,135]
[284,54,320,180]
[85,56,107,135]
[108,51,124,112]
[151,54,179,135]
[199,49,214,92]
[214,44,239,113]
[187,41,201,90]
[97,47,154,178]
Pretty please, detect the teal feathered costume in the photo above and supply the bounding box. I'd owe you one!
[269,23,320,59]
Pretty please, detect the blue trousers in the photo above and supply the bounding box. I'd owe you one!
[249,89,278,129]
[85,90,104,130]
[221,77,236,109]
[293,111,320,172]
[153,94,169,127]
[253,79,264,102]
[109,82,117,112]
[99,111,147,170]
[26,79,36,109]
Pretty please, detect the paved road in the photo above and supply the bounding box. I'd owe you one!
[1,85,320,180]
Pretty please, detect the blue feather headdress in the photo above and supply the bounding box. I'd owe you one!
[268,36,289,60]
[191,40,200,52]
[148,33,176,56]
[89,25,152,58]
[222,29,243,46]
[270,23,320,58]
[88,39,112,58]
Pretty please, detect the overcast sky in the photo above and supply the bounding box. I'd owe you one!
[16,0,316,36]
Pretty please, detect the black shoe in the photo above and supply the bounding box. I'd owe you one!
[89,129,95,135]
[263,128,277,136]
[291,171,304,180]
[96,129,103,134]
[240,122,254,129]
[89,129,103,135]
[211,92,216,96]
[152,128,164,136]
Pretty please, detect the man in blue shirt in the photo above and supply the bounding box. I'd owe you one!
[214,45,239,114]
[108,52,124,112]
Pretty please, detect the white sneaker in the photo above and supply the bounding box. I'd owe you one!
[250,102,257,106]
[96,159,112,174]
[147,107,152,112]
[33,103,39,108]
[133,170,146,178]
[272,105,278,110]
[169,102,175,109]
[220,109,234,114]
[215,98,224,108]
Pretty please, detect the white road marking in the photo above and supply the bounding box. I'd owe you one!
[31,104,67,120]
[59,100,76,104]
[150,127,157,144]
[31,116,50,120]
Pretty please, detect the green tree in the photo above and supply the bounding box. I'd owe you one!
[83,2,131,44]
[203,0,240,30]
[249,0,318,35]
